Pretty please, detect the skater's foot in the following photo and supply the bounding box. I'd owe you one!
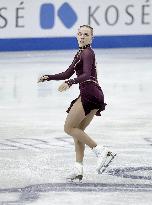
[97,151,117,174]
[66,162,83,183]
[92,145,117,174]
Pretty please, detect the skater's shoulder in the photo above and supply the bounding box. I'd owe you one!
[81,47,95,59]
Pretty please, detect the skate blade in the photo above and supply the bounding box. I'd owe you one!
[96,150,109,172]
[66,175,83,183]
[98,153,117,174]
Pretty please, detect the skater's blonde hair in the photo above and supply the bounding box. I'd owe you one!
[79,25,93,36]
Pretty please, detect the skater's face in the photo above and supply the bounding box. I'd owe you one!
[77,26,93,47]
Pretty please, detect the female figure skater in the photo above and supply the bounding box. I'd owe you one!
[38,25,116,182]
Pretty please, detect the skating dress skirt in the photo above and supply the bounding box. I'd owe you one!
[66,79,107,116]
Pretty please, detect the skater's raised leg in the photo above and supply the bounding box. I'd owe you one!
[64,97,98,148]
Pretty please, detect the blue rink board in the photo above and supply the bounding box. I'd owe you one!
[0,35,152,51]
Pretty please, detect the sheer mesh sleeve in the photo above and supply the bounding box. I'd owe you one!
[46,63,75,81]
[65,49,93,87]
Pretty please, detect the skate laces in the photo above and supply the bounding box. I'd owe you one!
[93,145,106,157]
[74,162,83,174]
[71,162,83,175]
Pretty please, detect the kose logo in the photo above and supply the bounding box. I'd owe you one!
[40,3,78,29]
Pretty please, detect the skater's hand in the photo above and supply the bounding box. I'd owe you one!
[37,75,49,83]
[58,82,69,92]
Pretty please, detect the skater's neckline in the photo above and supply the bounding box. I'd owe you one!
[79,44,91,51]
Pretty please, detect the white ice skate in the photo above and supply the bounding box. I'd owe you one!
[92,145,117,174]
[66,162,83,183]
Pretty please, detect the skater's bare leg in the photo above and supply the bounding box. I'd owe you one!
[64,96,98,149]
[74,107,98,162]
[73,138,85,162]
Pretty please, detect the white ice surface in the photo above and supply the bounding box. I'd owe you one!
[0,48,152,205]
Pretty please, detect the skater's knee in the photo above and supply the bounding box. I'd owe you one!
[64,125,73,135]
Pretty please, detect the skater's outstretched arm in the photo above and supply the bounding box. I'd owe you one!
[47,63,75,81]
[37,62,75,83]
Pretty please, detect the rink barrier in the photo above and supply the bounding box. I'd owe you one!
[0,35,152,51]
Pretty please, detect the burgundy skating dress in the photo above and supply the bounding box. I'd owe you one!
[46,44,107,116]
